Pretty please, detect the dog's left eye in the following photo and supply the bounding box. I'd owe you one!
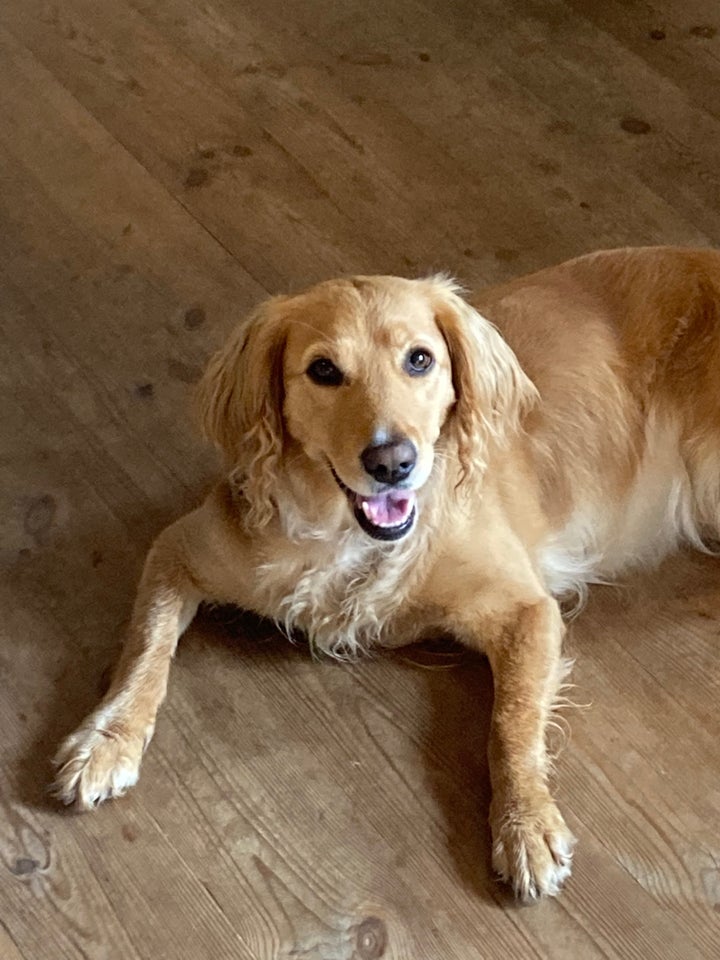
[406,348,434,376]
[307,357,344,386]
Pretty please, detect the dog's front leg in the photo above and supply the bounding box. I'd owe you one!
[484,597,576,900]
[53,525,202,809]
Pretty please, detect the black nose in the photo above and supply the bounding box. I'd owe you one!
[360,436,417,485]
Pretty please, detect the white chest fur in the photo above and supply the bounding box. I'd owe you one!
[254,529,427,658]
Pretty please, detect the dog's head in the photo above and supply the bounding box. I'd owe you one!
[197,276,535,539]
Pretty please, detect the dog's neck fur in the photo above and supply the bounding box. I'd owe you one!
[247,452,450,658]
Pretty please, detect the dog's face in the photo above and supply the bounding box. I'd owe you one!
[282,278,456,540]
[198,275,535,539]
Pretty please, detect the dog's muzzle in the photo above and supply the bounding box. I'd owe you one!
[330,467,417,541]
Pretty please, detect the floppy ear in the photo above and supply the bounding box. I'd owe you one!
[429,278,538,484]
[196,298,287,527]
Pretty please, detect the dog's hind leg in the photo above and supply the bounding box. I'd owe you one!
[52,522,202,810]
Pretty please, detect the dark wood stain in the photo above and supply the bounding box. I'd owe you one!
[184,306,206,329]
[547,119,576,134]
[185,167,209,188]
[621,117,652,135]
[167,359,202,383]
[494,247,520,262]
[10,858,40,876]
[689,25,716,39]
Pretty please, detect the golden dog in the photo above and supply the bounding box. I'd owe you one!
[53,246,720,901]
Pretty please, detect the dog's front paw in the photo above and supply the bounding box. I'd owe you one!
[52,715,153,810]
[490,794,576,901]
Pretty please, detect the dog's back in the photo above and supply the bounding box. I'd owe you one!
[475,247,720,595]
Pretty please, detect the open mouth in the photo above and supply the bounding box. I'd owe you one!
[330,468,417,541]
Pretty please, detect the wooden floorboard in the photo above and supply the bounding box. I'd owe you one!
[1,1,719,957]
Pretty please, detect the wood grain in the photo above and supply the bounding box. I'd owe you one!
[1,1,719,957]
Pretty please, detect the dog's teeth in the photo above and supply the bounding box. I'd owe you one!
[361,501,401,527]
[358,491,415,532]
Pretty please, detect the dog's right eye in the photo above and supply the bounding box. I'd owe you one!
[307,357,344,386]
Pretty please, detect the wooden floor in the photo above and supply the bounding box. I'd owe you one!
[1,0,719,956]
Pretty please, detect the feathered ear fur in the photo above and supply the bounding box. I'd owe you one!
[428,278,538,484]
[196,298,288,527]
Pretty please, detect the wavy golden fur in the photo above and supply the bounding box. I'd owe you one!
[53,246,720,901]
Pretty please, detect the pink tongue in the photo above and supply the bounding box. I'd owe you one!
[357,489,416,527]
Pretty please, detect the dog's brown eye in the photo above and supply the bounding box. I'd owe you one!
[406,348,434,376]
[307,357,344,386]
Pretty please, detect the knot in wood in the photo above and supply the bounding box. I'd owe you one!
[355,916,388,958]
